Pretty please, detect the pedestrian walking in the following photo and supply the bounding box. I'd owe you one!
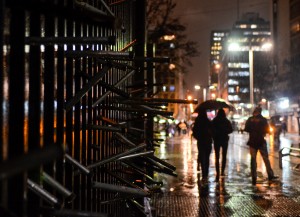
[281,121,287,136]
[192,108,213,184]
[212,108,233,182]
[244,106,279,185]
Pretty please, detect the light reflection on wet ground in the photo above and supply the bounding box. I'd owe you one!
[151,132,300,217]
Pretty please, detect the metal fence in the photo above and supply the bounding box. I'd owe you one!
[0,1,168,216]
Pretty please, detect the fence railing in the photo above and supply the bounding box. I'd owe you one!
[0,1,186,216]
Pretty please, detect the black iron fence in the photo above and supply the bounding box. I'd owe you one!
[0,1,197,216]
[0,1,147,216]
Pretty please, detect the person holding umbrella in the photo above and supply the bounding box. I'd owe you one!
[192,107,213,185]
[212,108,233,182]
[194,99,234,112]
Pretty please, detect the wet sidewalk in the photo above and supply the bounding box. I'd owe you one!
[150,132,300,217]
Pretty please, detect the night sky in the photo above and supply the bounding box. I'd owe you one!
[172,0,270,94]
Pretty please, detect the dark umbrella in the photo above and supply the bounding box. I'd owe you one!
[194,99,234,113]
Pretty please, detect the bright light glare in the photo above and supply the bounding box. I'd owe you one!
[215,63,221,69]
[194,85,201,90]
[190,103,194,113]
[278,99,289,109]
[169,63,176,70]
[261,42,272,51]
[228,43,240,51]
[163,34,176,41]
[159,119,166,124]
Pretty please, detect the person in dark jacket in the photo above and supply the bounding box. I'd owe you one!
[244,106,279,185]
[193,108,213,184]
[212,108,233,182]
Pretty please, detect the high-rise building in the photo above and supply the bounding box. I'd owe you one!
[268,0,300,134]
[209,31,229,95]
[210,31,229,84]
[289,0,300,95]
[219,13,272,113]
[271,0,290,92]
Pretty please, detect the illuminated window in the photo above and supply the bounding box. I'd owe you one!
[228,95,241,101]
[213,37,221,41]
[240,88,249,93]
[228,79,239,85]
[239,71,249,76]
[228,87,235,93]
[228,71,249,77]
[291,21,300,34]
[228,63,249,68]
[214,32,225,37]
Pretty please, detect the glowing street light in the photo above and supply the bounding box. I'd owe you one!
[215,63,221,69]
[162,34,176,41]
[194,85,201,102]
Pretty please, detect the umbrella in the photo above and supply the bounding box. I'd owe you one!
[194,99,234,113]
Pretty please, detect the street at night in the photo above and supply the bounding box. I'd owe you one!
[151,131,300,217]
[1,1,300,216]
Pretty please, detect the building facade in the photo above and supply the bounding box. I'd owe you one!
[209,31,229,99]
[269,0,300,134]
[218,12,272,116]
[209,31,229,85]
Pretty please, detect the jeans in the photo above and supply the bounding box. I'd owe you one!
[250,142,274,181]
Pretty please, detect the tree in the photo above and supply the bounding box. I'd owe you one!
[146,0,200,73]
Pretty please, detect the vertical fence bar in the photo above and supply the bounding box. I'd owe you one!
[43,3,55,170]
[132,0,147,208]
[56,1,65,147]
[0,0,4,161]
[146,43,154,146]
[87,23,94,212]
[65,0,74,210]
[73,15,82,211]
[0,0,5,212]
[80,18,88,212]
[92,27,98,212]
[28,6,42,217]
[56,1,66,202]
[8,2,26,216]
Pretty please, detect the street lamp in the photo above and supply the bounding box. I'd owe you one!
[194,84,208,103]
[194,85,201,90]
[194,85,201,102]
[228,42,272,107]
[249,47,254,106]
